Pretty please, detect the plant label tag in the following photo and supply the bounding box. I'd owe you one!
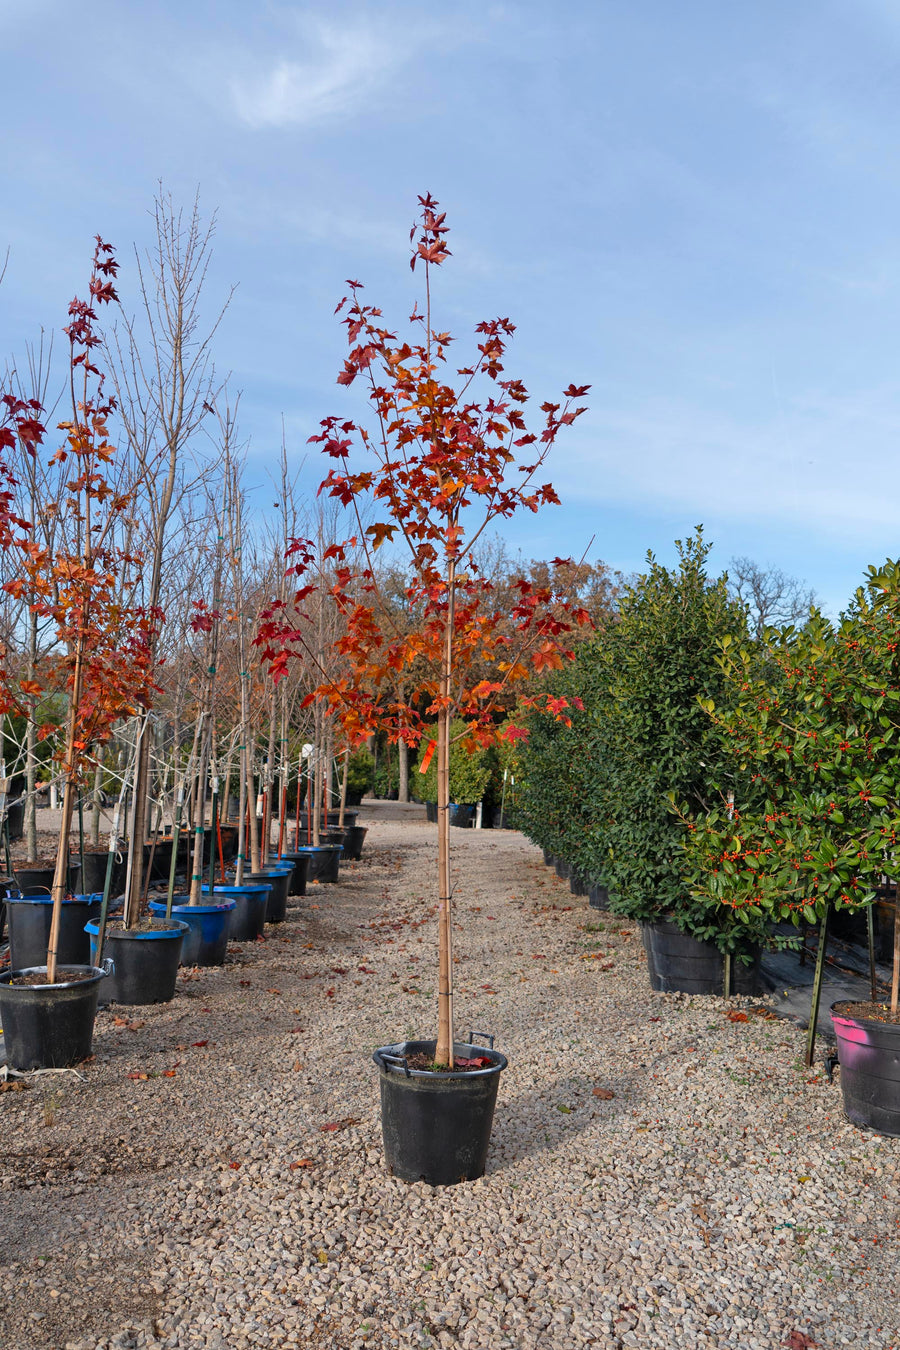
[419,739,436,774]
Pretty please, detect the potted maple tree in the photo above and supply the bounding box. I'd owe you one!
[0,240,158,1067]
[260,194,589,1184]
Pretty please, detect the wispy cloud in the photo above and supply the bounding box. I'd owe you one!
[229,15,432,130]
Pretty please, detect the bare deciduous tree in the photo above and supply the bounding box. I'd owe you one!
[728,556,816,639]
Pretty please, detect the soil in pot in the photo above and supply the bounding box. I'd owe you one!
[14,858,82,893]
[831,1000,900,1137]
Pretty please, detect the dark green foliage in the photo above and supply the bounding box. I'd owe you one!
[415,721,492,805]
[518,531,762,952]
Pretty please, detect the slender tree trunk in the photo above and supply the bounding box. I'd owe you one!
[90,760,103,847]
[47,646,86,983]
[435,560,456,1068]
[398,737,409,803]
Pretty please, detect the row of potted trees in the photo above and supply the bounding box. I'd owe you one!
[516,534,900,1137]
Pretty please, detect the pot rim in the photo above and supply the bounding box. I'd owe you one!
[373,1038,508,1080]
[0,963,109,989]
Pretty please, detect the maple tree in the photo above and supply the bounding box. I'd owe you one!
[260,194,589,1066]
[2,240,159,981]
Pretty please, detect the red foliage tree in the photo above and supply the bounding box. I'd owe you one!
[260,196,589,1064]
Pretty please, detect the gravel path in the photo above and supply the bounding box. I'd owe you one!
[1,815,898,1350]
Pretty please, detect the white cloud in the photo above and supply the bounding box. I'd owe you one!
[229,16,423,130]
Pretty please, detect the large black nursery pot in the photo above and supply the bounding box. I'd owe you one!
[204,884,269,941]
[588,882,610,911]
[831,1003,900,1137]
[340,825,368,861]
[294,843,342,883]
[7,893,102,970]
[0,960,113,1070]
[85,918,188,1005]
[276,852,310,896]
[79,848,126,897]
[242,869,290,923]
[14,859,81,893]
[448,803,475,829]
[641,918,762,996]
[425,802,438,824]
[372,1035,507,1186]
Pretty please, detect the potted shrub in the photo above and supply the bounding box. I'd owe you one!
[567,533,766,993]
[417,720,492,827]
[260,194,589,1183]
[0,240,158,1065]
[687,560,900,1128]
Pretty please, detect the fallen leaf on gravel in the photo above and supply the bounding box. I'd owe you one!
[292,1062,303,1072]
[162,1069,177,1078]
[480,985,497,993]
[127,1072,149,1081]
[324,988,335,999]
[317,1250,328,1265]
[357,966,376,974]
[228,1161,241,1170]
[592,1087,615,1100]
[784,1333,817,1349]
[0,1081,28,1093]
[192,1040,209,1048]
[239,980,251,987]
[331,968,348,975]
[648,1017,660,1022]
[267,988,282,995]
[726,1011,749,1023]
[556,1104,572,1114]
[319,1118,360,1132]
[290,1159,315,1170]
[531,954,546,960]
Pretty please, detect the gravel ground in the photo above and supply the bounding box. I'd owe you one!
[1,813,899,1350]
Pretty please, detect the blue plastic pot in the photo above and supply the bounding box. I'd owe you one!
[201,884,269,941]
[85,918,188,1004]
[6,894,102,970]
[148,898,235,966]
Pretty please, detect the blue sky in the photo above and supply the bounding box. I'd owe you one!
[3,0,900,614]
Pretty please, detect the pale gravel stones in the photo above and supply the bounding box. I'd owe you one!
[0,814,898,1348]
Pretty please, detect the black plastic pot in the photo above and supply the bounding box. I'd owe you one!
[276,853,310,896]
[294,844,342,883]
[7,894,102,970]
[588,883,610,910]
[14,860,81,893]
[542,849,554,867]
[554,857,571,880]
[373,1035,508,1185]
[203,884,269,940]
[0,960,113,1069]
[449,803,475,828]
[6,798,25,842]
[243,870,290,923]
[425,802,438,824]
[85,919,187,1005]
[569,872,588,897]
[79,849,125,897]
[831,1003,900,1137]
[340,825,368,861]
[641,919,762,996]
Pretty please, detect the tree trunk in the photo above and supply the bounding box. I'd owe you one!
[434,560,456,1068]
[398,730,410,803]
